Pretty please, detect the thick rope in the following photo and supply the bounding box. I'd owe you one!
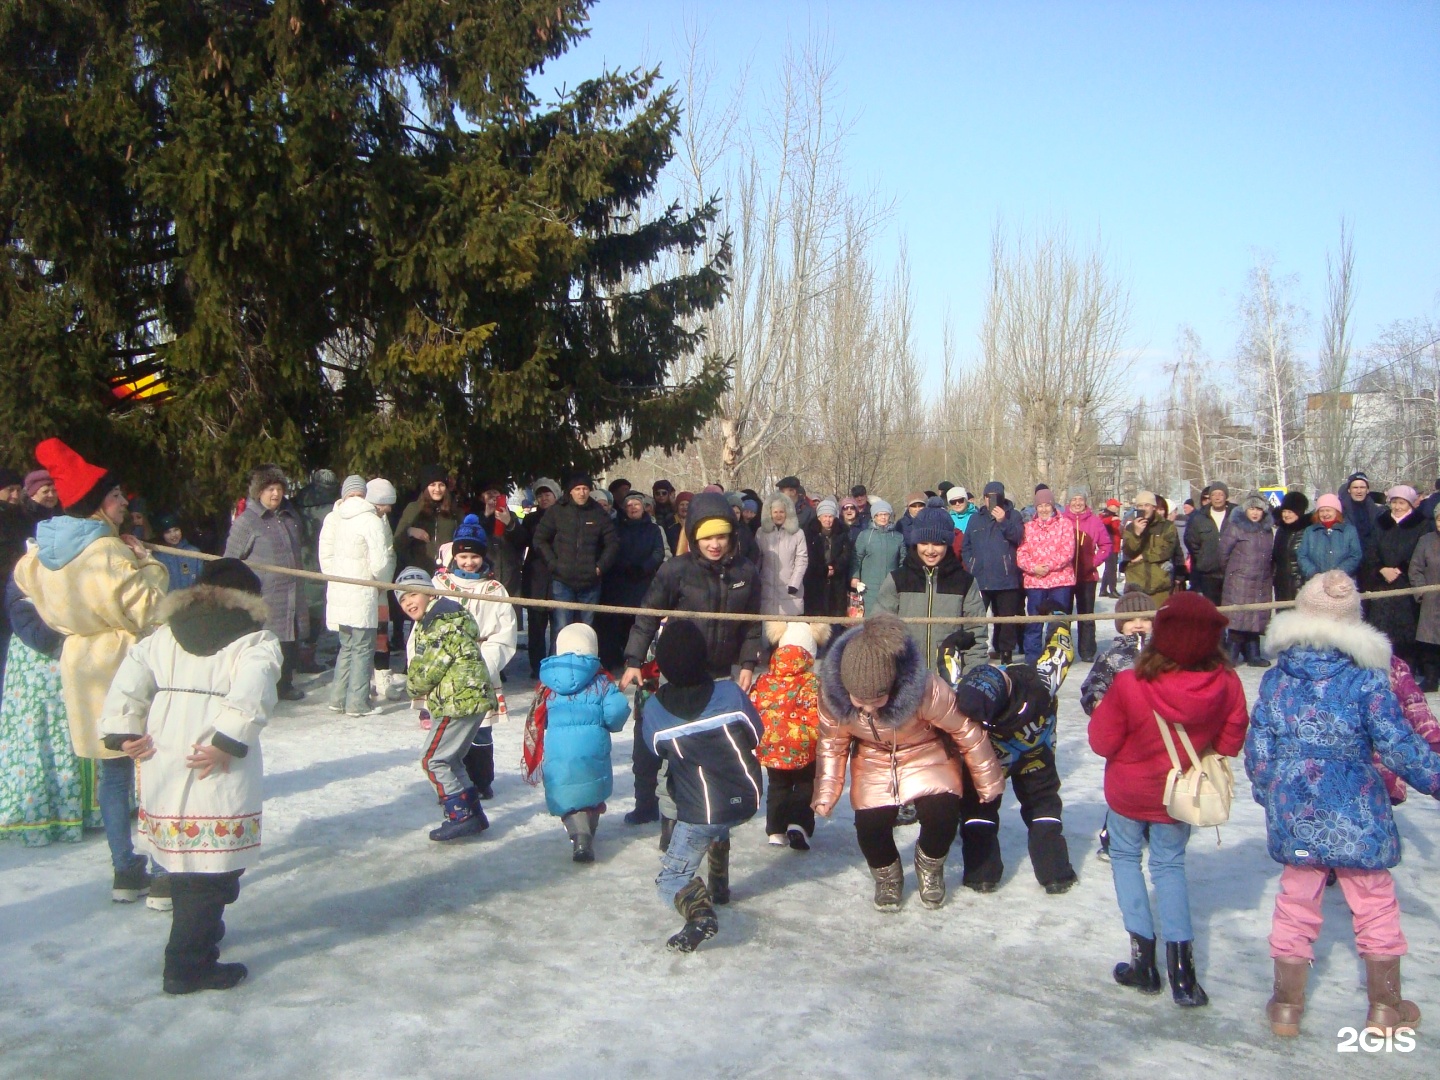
[146,541,1440,626]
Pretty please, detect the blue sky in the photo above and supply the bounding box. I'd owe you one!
[543,1,1440,388]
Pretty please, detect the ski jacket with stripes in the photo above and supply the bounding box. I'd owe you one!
[640,680,764,826]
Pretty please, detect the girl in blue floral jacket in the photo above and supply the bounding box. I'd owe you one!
[1248,570,1440,1040]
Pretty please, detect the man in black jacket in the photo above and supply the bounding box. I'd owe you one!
[620,491,761,823]
[520,478,561,675]
[1183,482,1234,604]
[532,473,619,637]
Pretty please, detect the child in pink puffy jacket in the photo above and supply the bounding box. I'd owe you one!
[1382,656,1440,803]
[1016,489,1076,663]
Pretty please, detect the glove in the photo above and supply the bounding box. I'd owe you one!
[937,629,978,687]
[787,585,799,596]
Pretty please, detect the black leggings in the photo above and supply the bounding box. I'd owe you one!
[853,793,961,869]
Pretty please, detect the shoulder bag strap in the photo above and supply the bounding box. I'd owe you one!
[1171,720,1206,767]
[1153,710,1184,772]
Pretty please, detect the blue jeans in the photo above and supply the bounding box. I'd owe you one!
[1107,810,1193,943]
[330,625,377,714]
[1023,585,1073,663]
[656,821,732,904]
[99,756,153,874]
[550,580,602,638]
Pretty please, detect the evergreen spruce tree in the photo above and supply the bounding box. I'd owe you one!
[0,1,728,512]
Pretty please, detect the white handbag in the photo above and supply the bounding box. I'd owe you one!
[1154,711,1233,827]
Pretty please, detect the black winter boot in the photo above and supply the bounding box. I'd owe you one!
[666,878,718,952]
[111,861,151,903]
[562,812,594,863]
[1114,932,1163,994]
[1244,637,1271,669]
[624,805,659,825]
[658,816,676,852]
[464,741,495,800]
[707,839,731,905]
[1166,940,1209,1006]
[960,821,1002,892]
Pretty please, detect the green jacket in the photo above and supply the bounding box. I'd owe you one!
[406,598,497,719]
[1120,516,1178,599]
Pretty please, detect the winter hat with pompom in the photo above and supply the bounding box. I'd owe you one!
[451,514,488,556]
[555,622,599,657]
[838,614,909,701]
[1294,569,1363,623]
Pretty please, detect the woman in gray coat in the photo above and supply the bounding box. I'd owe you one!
[1218,491,1274,669]
[224,464,309,699]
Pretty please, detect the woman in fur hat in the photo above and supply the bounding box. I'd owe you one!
[1249,570,1440,1038]
[224,465,308,700]
[756,492,808,616]
[813,614,1003,912]
[12,439,170,903]
[100,558,283,994]
[1270,491,1310,604]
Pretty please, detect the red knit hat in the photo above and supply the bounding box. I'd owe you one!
[1150,591,1228,668]
[34,438,117,517]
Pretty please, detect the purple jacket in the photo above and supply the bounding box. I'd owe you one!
[1062,507,1113,584]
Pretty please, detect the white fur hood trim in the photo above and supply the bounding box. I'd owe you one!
[1261,610,1392,670]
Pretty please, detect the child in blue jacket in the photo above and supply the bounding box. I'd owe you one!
[538,623,630,862]
[641,618,764,953]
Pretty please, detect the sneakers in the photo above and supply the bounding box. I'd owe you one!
[111,863,151,903]
[786,827,810,852]
[418,707,432,731]
[164,962,248,995]
[146,873,173,912]
[767,833,787,846]
[277,685,305,702]
[346,705,384,717]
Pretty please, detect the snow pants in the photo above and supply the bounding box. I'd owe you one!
[166,870,242,983]
[958,746,1074,887]
[420,714,486,800]
[1269,864,1407,961]
[765,763,816,838]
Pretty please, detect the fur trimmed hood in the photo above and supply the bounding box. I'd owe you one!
[1262,610,1391,670]
[819,620,928,729]
[760,492,799,534]
[160,584,271,657]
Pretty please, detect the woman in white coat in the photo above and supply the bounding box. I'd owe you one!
[426,514,517,799]
[318,476,396,716]
[100,559,282,994]
[757,492,809,616]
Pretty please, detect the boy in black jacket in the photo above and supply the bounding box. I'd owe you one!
[640,619,764,952]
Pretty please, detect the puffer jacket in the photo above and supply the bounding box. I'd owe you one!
[532,494,620,590]
[1296,520,1362,581]
[1380,656,1440,803]
[641,679,764,826]
[751,643,822,770]
[813,626,1003,811]
[318,497,395,630]
[537,652,630,816]
[757,494,809,615]
[1119,516,1178,601]
[960,498,1025,591]
[1016,511,1077,589]
[405,598,499,719]
[623,492,761,674]
[851,521,904,615]
[1248,611,1440,869]
[1089,664,1249,824]
[1219,509,1274,634]
[875,548,988,674]
[1184,502,1235,576]
[1079,632,1145,716]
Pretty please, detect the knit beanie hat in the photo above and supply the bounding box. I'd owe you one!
[653,479,675,494]
[1134,490,1157,507]
[199,557,263,597]
[23,469,52,497]
[1069,484,1091,500]
[623,490,647,507]
[816,498,839,518]
[555,622,600,657]
[1034,485,1053,505]
[905,491,928,509]
[394,566,433,593]
[870,498,893,517]
[953,666,1009,725]
[1386,485,1419,508]
[946,487,969,503]
[982,481,1005,501]
[532,477,561,499]
[1113,590,1158,631]
[656,619,710,687]
[365,478,397,506]
[725,491,744,510]
[840,496,859,512]
[1210,481,1229,496]
[908,504,955,547]
[1294,569,1362,623]
[838,614,908,701]
[418,464,448,488]
[1314,493,1342,515]
[451,514,488,556]
[1150,592,1228,667]
[341,474,367,499]
[154,511,180,533]
[592,489,612,508]
[35,438,118,517]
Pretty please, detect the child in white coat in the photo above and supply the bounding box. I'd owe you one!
[100,559,282,994]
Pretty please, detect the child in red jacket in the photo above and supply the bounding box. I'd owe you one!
[751,621,830,849]
[1088,593,1249,1008]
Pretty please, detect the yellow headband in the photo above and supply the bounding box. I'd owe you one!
[693,518,734,540]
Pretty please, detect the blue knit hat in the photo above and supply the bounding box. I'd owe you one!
[953,666,1009,725]
[451,513,488,555]
[908,504,955,547]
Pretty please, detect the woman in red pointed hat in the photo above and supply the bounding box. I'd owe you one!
[12,439,171,904]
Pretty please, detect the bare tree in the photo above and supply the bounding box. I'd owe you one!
[1305,221,1359,493]
[1234,255,1306,488]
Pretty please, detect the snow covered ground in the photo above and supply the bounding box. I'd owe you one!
[3,612,1439,1080]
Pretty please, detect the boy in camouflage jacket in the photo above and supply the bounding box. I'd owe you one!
[396,568,498,841]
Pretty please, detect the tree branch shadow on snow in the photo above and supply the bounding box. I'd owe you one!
[263,749,416,802]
